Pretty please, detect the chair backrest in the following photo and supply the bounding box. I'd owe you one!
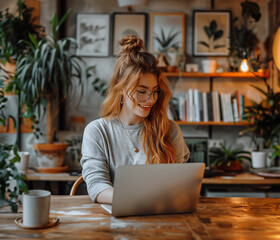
[70,176,84,196]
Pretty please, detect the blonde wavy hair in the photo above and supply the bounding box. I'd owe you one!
[101,35,176,164]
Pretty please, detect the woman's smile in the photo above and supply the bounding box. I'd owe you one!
[138,103,152,111]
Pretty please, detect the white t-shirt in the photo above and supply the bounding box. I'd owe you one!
[80,118,190,202]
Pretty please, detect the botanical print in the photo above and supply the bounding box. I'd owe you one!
[76,14,110,57]
[193,11,230,56]
[113,14,146,55]
[151,14,185,53]
[154,28,180,53]
[198,20,225,51]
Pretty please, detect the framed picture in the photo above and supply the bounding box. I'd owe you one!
[76,13,110,57]
[150,13,186,53]
[193,10,231,57]
[112,12,147,56]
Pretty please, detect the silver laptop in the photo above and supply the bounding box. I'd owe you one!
[101,163,205,217]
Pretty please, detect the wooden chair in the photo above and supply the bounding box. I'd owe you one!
[70,176,84,196]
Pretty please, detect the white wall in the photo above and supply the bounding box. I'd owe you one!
[0,0,271,167]
[64,0,269,145]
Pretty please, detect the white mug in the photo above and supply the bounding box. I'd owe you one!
[251,151,267,168]
[23,190,51,227]
[201,60,217,73]
[16,152,30,174]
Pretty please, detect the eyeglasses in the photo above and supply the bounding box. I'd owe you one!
[135,89,162,102]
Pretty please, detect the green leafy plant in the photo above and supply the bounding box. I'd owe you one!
[91,77,107,96]
[228,0,261,71]
[272,145,280,162]
[8,10,90,142]
[199,20,225,51]
[241,79,280,150]
[209,144,251,171]
[0,144,28,212]
[0,0,43,64]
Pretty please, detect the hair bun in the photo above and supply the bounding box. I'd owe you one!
[119,35,144,54]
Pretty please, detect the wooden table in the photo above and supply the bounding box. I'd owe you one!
[1,196,280,239]
[26,170,280,185]
[202,172,280,185]
[26,170,79,182]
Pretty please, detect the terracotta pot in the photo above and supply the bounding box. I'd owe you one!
[34,143,68,167]
[213,160,243,172]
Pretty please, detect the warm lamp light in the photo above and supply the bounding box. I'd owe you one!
[239,50,249,72]
[240,58,250,72]
[272,26,280,71]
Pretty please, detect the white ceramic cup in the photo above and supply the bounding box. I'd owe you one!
[251,151,267,168]
[23,190,51,227]
[16,152,30,173]
[201,60,217,73]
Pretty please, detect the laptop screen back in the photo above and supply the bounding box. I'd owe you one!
[111,163,205,217]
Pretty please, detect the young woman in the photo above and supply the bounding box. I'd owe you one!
[81,35,189,204]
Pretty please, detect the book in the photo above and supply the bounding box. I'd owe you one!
[232,98,239,122]
[187,89,194,122]
[207,92,214,121]
[202,92,208,122]
[212,91,221,122]
[220,93,227,122]
[194,89,201,122]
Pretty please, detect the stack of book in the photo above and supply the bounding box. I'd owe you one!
[169,89,249,123]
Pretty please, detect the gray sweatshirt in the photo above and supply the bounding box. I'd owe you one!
[80,118,190,202]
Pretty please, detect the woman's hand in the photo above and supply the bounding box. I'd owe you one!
[96,188,113,204]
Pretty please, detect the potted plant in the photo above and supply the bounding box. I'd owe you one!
[241,79,280,167]
[0,0,43,70]
[209,144,251,171]
[0,0,43,148]
[228,0,261,71]
[11,10,89,168]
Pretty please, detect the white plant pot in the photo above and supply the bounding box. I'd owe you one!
[15,151,30,173]
[201,60,217,73]
[262,148,274,167]
[251,151,267,168]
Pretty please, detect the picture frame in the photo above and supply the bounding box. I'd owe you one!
[150,12,186,53]
[76,13,110,57]
[112,12,147,56]
[192,10,231,57]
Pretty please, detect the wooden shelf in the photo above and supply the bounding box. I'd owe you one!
[176,121,251,126]
[164,71,269,78]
